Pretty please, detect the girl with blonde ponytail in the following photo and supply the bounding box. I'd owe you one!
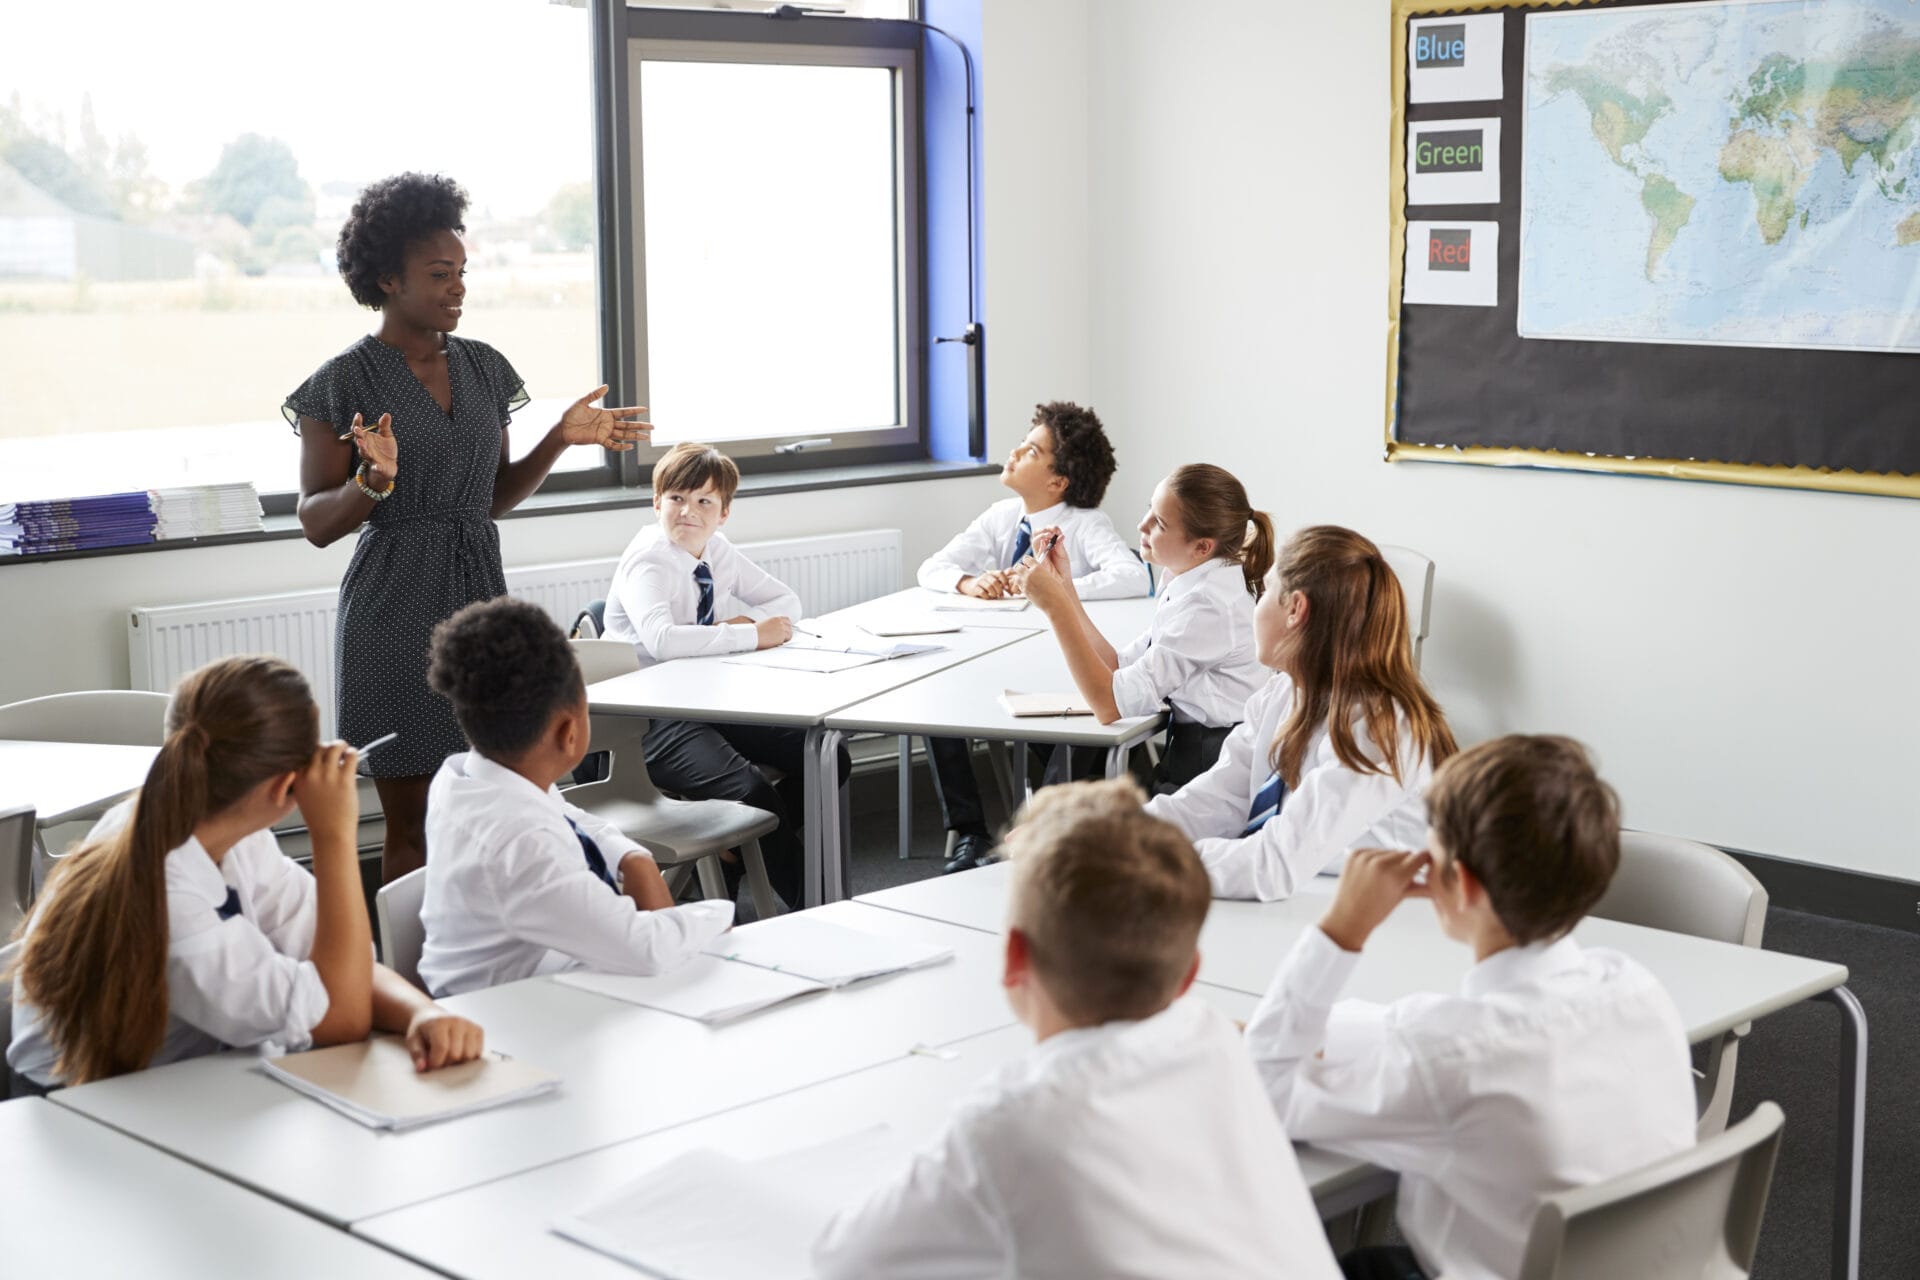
[7,656,484,1088]
[1020,463,1275,795]
[1142,526,1457,901]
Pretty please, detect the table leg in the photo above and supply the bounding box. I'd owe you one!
[805,728,849,905]
[1814,985,1866,1280]
[802,727,827,909]
[1104,744,1127,779]
[897,736,911,861]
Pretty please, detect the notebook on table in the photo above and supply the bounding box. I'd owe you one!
[999,690,1095,718]
[555,958,829,1025]
[704,916,954,988]
[261,1036,558,1131]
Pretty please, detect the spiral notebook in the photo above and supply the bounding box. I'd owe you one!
[262,1036,558,1131]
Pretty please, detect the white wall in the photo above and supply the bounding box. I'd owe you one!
[0,0,1094,716]
[1081,1,1919,880]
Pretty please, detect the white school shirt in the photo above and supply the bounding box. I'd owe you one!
[1144,672,1433,900]
[1247,928,1697,1280]
[915,497,1150,600]
[812,997,1341,1280]
[417,752,734,997]
[602,525,803,666]
[1109,556,1267,727]
[8,799,329,1087]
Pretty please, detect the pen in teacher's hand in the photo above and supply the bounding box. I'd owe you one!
[354,732,398,757]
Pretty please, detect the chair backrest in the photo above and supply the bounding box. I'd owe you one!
[374,867,429,990]
[0,938,18,1100]
[572,638,639,685]
[1376,544,1434,670]
[1593,831,1767,949]
[0,805,34,940]
[0,690,172,746]
[1516,1101,1785,1280]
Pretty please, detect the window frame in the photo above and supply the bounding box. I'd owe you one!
[595,5,929,484]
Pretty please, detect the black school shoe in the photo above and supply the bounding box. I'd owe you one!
[941,831,996,875]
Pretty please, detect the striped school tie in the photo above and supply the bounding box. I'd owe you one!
[1008,518,1033,567]
[693,561,716,626]
[214,887,243,921]
[567,817,620,892]
[1243,771,1287,836]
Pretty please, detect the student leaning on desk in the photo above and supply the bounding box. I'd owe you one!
[813,778,1341,1280]
[7,658,484,1089]
[1143,525,1457,902]
[600,442,850,910]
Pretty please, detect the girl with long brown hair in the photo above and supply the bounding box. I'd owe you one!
[1142,526,1456,901]
[7,656,484,1088]
[1021,463,1275,795]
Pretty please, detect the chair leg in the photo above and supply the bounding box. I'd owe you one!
[694,856,728,904]
[741,838,784,919]
[986,742,1018,816]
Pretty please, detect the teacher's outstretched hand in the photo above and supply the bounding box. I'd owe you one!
[559,386,651,452]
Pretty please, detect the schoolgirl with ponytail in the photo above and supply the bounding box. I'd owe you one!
[1142,526,1457,901]
[7,656,484,1088]
[1021,463,1276,796]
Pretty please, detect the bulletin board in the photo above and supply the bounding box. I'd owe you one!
[1386,0,1920,499]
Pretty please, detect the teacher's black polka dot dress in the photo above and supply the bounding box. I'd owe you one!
[282,334,529,778]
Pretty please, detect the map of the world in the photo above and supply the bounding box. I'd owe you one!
[1518,0,1920,352]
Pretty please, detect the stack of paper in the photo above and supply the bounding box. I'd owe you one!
[0,491,155,556]
[999,690,1096,718]
[705,916,954,988]
[149,482,265,540]
[556,957,828,1025]
[553,1127,900,1280]
[932,595,1030,613]
[262,1036,559,1130]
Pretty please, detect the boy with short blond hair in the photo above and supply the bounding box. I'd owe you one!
[813,778,1341,1280]
[1247,735,1696,1280]
[601,442,848,910]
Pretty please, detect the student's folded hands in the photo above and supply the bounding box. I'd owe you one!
[960,569,1015,599]
[405,1008,487,1073]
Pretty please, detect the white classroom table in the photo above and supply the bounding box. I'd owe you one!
[354,988,1386,1280]
[48,903,1022,1228]
[0,1097,438,1279]
[0,738,155,825]
[862,863,1870,1280]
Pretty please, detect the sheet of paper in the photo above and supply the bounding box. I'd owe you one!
[1408,12,1503,104]
[552,1127,899,1280]
[1403,221,1499,307]
[790,624,944,659]
[705,915,953,988]
[930,594,1030,612]
[857,618,963,637]
[722,648,882,673]
[263,1037,558,1131]
[999,690,1095,718]
[555,959,829,1025]
[1406,117,1501,206]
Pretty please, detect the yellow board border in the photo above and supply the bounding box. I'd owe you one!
[1384,0,1920,500]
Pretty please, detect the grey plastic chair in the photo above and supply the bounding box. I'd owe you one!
[0,938,19,1100]
[1516,1101,1785,1280]
[1377,544,1434,671]
[1592,830,1768,1137]
[1,805,33,941]
[568,640,784,918]
[374,867,428,990]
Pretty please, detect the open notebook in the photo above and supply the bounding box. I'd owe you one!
[552,1127,900,1280]
[704,916,954,988]
[262,1037,559,1131]
[788,625,944,659]
[999,690,1096,718]
[555,957,828,1025]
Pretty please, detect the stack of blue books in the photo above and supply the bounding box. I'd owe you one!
[0,491,157,556]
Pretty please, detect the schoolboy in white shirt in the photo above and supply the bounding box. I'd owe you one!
[915,401,1149,871]
[419,596,734,997]
[602,442,849,909]
[813,778,1342,1280]
[1246,735,1697,1280]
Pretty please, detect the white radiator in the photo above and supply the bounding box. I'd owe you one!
[128,528,903,738]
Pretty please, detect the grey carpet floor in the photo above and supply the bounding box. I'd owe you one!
[843,761,1919,1279]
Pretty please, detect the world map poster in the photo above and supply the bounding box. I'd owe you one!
[1520,0,1920,352]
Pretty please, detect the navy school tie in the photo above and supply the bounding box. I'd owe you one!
[567,817,620,892]
[1243,771,1288,836]
[214,887,243,921]
[1008,518,1033,568]
[693,561,716,626]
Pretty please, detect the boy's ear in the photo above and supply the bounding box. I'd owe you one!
[1044,468,1069,498]
[1003,927,1033,989]
[1175,949,1201,998]
[717,503,732,525]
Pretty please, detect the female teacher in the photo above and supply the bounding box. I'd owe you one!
[287,172,646,883]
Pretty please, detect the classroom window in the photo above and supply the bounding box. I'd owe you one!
[0,0,606,512]
[613,7,927,473]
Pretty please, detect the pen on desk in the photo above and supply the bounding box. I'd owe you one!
[792,625,823,638]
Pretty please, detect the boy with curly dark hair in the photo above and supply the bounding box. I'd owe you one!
[283,171,649,887]
[915,401,1148,872]
[417,597,732,997]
